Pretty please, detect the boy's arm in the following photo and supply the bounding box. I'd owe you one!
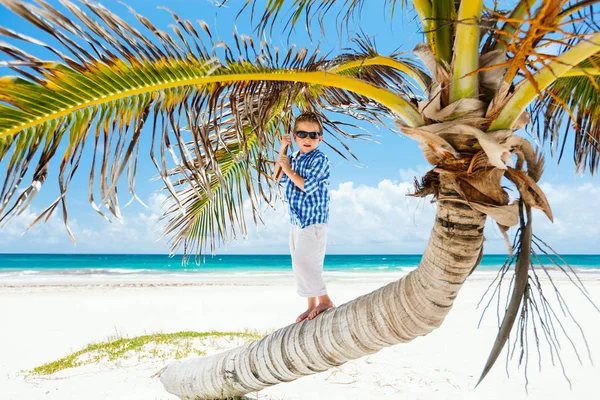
[273,145,287,183]
[274,136,292,183]
[278,155,305,191]
[277,152,329,193]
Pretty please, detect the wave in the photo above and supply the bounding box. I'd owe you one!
[1,263,598,280]
[0,268,160,277]
[0,266,424,278]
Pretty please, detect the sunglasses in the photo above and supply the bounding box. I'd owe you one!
[294,130,322,139]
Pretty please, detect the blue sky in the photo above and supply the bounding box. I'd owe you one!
[0,0,598,255]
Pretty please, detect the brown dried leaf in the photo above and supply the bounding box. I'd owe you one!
[469,202,519,227]
[400,126,460,161]
[505,167,553,221]
[456,168,508,205]
[497,223,513,256]
[479,50,508,92]
[419,97,486,121]
[467,151,492,173]
[409,170,440,199]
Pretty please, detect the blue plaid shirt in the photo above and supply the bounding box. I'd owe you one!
[280,148,330,228]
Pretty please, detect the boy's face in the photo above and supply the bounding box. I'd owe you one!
[293,121,323,154]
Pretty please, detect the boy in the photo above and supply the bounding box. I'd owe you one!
[274,112,335,323]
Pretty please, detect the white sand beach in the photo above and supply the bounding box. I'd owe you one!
[1,271,599,400]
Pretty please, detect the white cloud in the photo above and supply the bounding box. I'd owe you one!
[186,178,600,254]
[219,178,436,254]
[1,180,599,255]
[328,179,434,250]
[532,182,600,252]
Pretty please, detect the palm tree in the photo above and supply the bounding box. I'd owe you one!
[0,0,598,398]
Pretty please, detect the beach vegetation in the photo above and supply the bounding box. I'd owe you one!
[1,0,599,398]
[30,330,261,375]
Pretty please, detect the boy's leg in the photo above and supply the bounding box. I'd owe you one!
[290,225,318,322]
[308,224,334,319]
[291,224,328,296]
[290,224,333,321]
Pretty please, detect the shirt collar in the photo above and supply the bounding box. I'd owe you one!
[292,148,320,159]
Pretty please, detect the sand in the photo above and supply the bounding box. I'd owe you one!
[1,271,599,400]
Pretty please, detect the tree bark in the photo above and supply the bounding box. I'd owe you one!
[160,174,487,399]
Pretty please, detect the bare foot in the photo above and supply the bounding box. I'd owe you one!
[296,308,315,323]
[308,302,335,320]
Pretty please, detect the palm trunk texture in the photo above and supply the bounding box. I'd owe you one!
[160,174,486,399]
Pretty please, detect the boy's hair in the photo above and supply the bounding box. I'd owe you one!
[293,112,323,133]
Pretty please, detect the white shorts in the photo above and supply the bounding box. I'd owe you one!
[289,224,328,297]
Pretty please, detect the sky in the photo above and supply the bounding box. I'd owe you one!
[0,0,599,255]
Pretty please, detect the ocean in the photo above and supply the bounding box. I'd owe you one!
[1,254,599,278]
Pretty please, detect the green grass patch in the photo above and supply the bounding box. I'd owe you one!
[31,330,262,376]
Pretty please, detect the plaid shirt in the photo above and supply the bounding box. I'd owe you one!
[280,148,330,228]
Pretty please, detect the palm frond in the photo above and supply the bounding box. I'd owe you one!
[482,0,537,53]
[162,40,428,257]
[450,0,483,101]
[161,113,277,259]
[480,0,569,86]
[487,24,600,170]
[477,204,598,388]
[0,0,424,254]
[225,0,404,39]
[478,0,597,89]
[529,55,600,173]
[324,35,430,93]
[431,0,455,65]
[558,0,600,23]
[160,95,377,258]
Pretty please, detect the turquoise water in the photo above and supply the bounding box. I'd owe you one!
[0,254,599,276]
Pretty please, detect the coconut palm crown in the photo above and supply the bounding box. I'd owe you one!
[1,0,599,398]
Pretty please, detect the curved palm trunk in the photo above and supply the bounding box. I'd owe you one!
[160,174,486,399]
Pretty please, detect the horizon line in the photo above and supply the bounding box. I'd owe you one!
[2,252,599,256]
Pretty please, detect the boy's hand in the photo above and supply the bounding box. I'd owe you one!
[274,134,292,181]
[280,135,292,148]
[276,152,291,173]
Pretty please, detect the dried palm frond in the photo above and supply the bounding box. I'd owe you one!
[477,201,532,387]
[477,205,599,389]
[0,0,426,255]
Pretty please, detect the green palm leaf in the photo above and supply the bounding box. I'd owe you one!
[529,55,600,173]
[0,0,426,254]
[162,108,282,258]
